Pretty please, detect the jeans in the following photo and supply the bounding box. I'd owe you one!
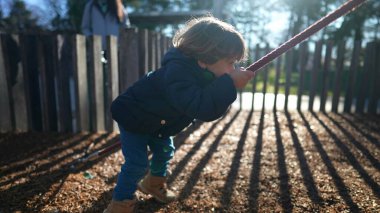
[112,125,175,201]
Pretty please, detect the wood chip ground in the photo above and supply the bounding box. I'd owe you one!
[1,110,380,212]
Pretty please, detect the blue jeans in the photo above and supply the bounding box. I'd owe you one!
[112,125,175,201]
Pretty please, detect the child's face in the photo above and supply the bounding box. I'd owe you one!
[203,58,236,77]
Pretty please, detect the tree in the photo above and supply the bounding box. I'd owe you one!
[330,1,380,41]
[1,0,41,33]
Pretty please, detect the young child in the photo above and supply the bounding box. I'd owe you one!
[104,15,255,212]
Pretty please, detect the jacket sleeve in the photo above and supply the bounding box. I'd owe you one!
[164,63,237,121]
[81,2,92,36]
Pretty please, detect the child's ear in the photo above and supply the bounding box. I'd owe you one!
[197,60,207,69]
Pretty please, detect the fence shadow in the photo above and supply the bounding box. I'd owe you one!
[322,112,380,172]
[220,109,253,210]
[274,110,293,212]
[173,119,203,151]
[166,115,226,186]
[312,112,380,199]
[248,107,265,213]
[299,111,360,212]
[285,111,323,205]
[0,132,119,212]
[0,133,83,185]
[177,110,241,200]
[349,113,380,134]
[336,113,380,149]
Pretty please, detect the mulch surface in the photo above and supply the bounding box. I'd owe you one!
[1,110,380,212]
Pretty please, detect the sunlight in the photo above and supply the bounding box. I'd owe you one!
[264,11,289,45]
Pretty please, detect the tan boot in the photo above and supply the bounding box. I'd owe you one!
[137,173,176,203]
[103,199,136,213]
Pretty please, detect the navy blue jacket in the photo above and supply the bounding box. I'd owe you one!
[111,48,237,139]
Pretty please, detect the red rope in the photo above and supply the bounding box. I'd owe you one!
[246,0,367,72]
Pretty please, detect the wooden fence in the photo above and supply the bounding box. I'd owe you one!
[0,28,379,133]
[0,28,171,133]
[245,40,380,114]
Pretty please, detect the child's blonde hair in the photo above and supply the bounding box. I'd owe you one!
[173,15,247,64]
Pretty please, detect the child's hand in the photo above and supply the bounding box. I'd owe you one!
[229,67,255,89]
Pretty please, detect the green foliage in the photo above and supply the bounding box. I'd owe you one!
[330,1,380,41]
[1,0,41,32]
[65,0,87,32]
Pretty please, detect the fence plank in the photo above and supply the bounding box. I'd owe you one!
[73,35,90,132]
[88,35,105,132]
[105,36,119,131]
[56,35,73,132]
[251,44,260,110]
[166,37,172,50]
[37,35,58,131]
[0,35,12,132]
[9,35,30,131]
[37,37,49,131]
[262,44,270,96]
[156,33,161,69]
[308,40,323,111]
[356,42,374,113]
[273,55,282,111]
[331,41,346,112]
[297,42,308,111]
[320,41,333,112]
[284,48,294,111]
[148,31,156,72]
[20,35,43,131]
[367,42,380,114]
[119,28,140,92]
[138,29,148,77]
[344,41,361,113]
[161,35,168,56]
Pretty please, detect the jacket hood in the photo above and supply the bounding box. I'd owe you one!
[162,48,197,67]
[161,48,216,81]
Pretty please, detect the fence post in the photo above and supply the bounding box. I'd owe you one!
[251,44,260,110]
[73,35,90,132]
[55,35,73,132]
[344,40,361,113]
[273,55,282,111]
[308,40,323,111]
[297,42,308,111]
[320,41,333,112]
[88,35,105,132]
[119,28,140,92]
[0,35,12,132]
[105,35,119,132]
[148,31,156,72]
[138,29,148,77]
[356,42,375,113]
[262,43,270,96]
[155,33,161,69]
[166,36,172,50]
[7,35,29,131]
[331,41,346,113]
[20,35,43,131]
[161,35,168,56]
[37,34,58,132]
[367,42,380,114]
[284,47,294,111]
